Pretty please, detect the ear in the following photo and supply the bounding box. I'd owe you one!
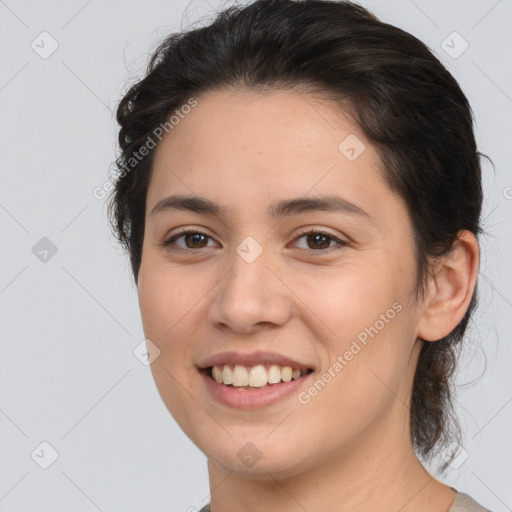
[416,230,480,342]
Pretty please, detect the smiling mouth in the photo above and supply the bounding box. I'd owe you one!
[204,364,314,390]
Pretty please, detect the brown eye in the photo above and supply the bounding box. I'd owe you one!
[163,230,215,251]
[181,232,209,249]
[292,230,347,253]
[161,228,347,255]
[305,233,332,250]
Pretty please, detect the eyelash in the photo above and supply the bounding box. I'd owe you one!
[161,228,348,255]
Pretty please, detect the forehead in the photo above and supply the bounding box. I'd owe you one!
[155,87,367,158]
[149,88,387,199]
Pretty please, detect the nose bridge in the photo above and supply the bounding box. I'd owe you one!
[208,234,291,332]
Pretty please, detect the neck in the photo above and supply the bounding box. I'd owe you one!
[205,412,455,512]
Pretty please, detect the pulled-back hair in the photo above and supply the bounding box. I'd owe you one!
[107,0,488,470]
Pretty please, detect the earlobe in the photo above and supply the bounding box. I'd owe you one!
[416,230,480,342]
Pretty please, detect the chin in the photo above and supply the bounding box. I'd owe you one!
[209,449,308,480]
[195,427,316,480]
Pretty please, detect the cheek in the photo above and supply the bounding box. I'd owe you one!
[138,265,202,340]
[137,266,203,413]
[137,267,206,430]
[300,264,414,411]
[306,262,399,344]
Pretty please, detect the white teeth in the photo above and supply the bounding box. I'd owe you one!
[281,366,292,382]
[232,365,249,386]
[267,365,282,384]
[222,365,233,385]
[248,365,267,387]
[210,363,310,387]
[212,365,223,383]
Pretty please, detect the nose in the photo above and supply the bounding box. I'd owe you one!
[207,245,292,334]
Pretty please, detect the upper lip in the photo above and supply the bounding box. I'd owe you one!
[198,351,315,371]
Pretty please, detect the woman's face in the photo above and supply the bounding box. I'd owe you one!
[138,88,425,478]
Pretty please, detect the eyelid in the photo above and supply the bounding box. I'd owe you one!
[162,227,218,250]
[292,226,346,242]
[161,226,349,253]
[289,227,348,252]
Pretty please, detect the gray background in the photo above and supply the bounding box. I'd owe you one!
[1,0,511,510]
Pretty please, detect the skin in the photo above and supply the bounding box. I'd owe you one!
[137,88,479,512]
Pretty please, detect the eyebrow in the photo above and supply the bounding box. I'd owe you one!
[150,194,374,222]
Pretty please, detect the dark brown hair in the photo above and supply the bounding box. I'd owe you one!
[107,0,489,470]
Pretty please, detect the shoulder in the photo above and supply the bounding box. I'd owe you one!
[198,493,492,512]
[449,491,492,512]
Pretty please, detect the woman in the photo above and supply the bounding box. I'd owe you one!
[107,1,493,510]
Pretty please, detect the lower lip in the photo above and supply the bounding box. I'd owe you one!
[200,370,313,410]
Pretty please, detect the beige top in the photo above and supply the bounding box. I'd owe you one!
[198,490,492,511]
[448,490,491,511]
